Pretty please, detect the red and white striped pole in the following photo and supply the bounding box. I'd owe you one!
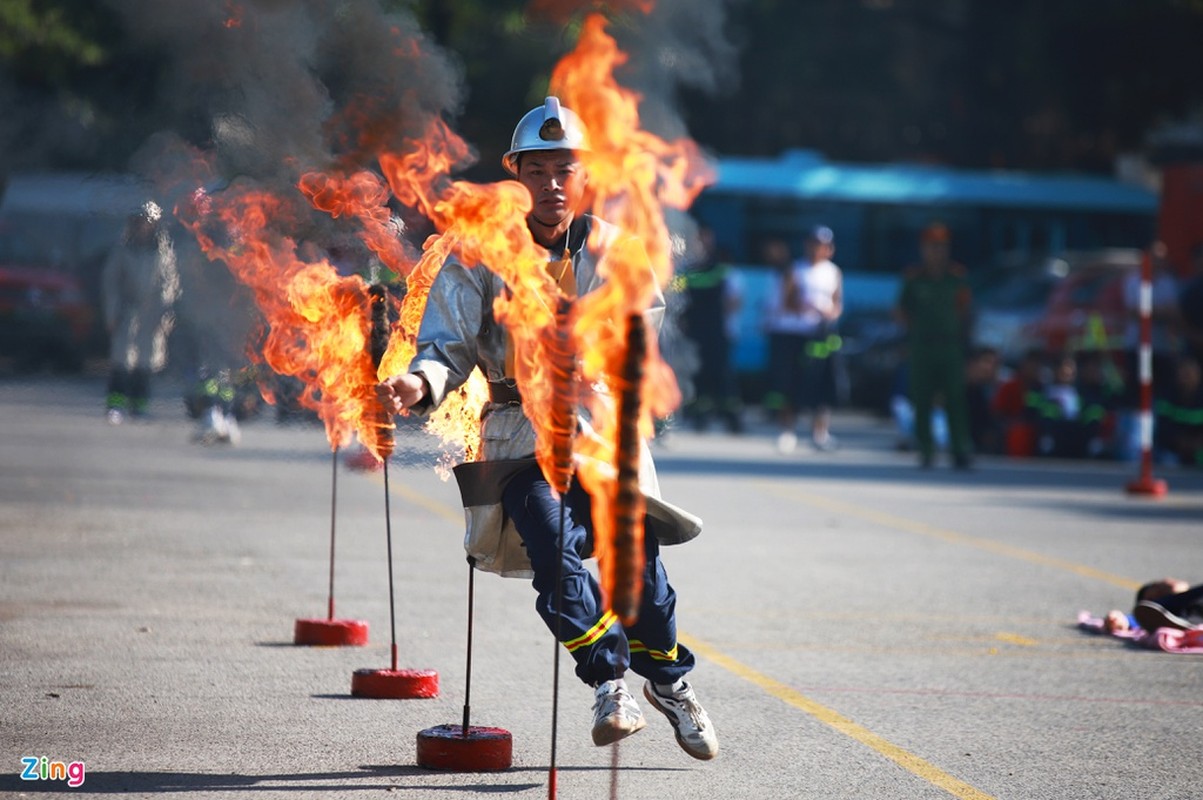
[1126,250,1168,497]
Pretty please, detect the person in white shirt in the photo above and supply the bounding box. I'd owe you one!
[763,226,844,452]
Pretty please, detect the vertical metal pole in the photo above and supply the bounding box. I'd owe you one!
[462,556,476,736]
[327,446,339,621]
[1127,251,1168,496]
[548,492,566,799]
[383,460,398,671]
[609,741,621,800]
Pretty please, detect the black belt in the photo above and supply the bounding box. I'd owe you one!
[488,380,523,405]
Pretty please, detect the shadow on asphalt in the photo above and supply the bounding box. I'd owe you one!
[0,770,536,793]
[0,762,689,793]
[1022,496,1203,521]
[653,452,1203,494]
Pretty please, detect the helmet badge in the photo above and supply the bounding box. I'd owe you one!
[538,96,565,142]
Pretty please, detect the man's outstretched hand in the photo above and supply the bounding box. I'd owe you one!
[377,373,428,414]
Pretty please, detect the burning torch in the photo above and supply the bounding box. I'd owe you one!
[610,312,647,626]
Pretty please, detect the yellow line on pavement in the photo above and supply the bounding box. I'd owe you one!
[681,633,997,800]
[391,472,998,796]
[994,632,1039,647]
[383,473,463,525]
[761,484,1141,592]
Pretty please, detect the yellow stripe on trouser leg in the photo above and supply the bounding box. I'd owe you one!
[628,639,679,662]
[564,610,618,653]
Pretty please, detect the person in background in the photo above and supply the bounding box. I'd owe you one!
[1105,577,1203,633]
[172,214,252,446]
[1154,355,1203,467]
[680,225,743,433]
[990,348,1046,457]
[764,226,843,453]
[761,237,804,452]
[101,202,179,424]
[1179,244,1203,364]
[1035,353,1086,458]
[1074,351,1122,458]
[889,360,949,453]
[964,346,1002,455]
[896,222,973,468]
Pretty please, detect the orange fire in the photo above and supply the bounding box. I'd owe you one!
[299,170,412,278]
[297,147,488,467]
[178,185,390,458]
[550,11,712,612]
[380,155,571,479]
[371,112,579,478]
[381,230,489,474]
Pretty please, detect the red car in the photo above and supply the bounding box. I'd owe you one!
[0,265,95,371]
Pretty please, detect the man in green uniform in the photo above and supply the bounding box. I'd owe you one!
[896,222,973,469]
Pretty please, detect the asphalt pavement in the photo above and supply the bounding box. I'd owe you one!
[3,374,1202,800]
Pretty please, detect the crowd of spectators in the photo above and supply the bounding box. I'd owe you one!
[674,223,1203,469]
[887,238,1203,468]
[893,343,1203,467]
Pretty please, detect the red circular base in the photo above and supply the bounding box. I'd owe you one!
[344,448,383,471]
[294,618,369,646]
[351,667,439,699]
[1126,477,1168,497]
[416,724,513,771]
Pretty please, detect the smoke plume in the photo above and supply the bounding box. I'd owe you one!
[103,0,466,376]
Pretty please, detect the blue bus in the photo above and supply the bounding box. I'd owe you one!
[689,149,1158,375]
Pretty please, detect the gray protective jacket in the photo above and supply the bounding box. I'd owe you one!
[407,215,701,577]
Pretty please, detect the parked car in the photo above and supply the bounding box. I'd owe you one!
[972,269,1061,363]
[972,257,1077,363]
[0,172,149,370]
[0,266,95,371]
[972,249,1139,363]
[1034,256,1134,356]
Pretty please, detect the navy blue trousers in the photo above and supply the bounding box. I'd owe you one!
[501,464,695,686]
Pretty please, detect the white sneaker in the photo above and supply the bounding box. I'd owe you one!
[775,431,797,454]
[591,679,647,746]
[193,407,228,445]
[643,680,719,760]
[221,413,241,445]
[812,433,838,452]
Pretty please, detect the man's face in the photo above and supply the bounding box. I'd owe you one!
[921,239,949,268]
[805,240,834,263]
[516,150,588,229]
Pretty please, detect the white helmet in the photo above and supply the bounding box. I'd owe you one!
[501,96,589,176]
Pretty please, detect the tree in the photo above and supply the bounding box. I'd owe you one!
[6,0,1203,176]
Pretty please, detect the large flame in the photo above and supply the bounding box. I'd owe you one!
[299,170,412,278]
[178,185,390,457]
[549,12,712,611]
[374,114,577,479]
